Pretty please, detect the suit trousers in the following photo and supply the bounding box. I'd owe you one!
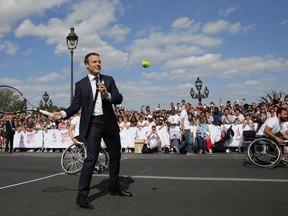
[78,115,121,197]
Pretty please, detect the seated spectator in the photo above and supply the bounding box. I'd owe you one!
[146,125,162,152]
[204,132,212,154]
[196,117,209,154]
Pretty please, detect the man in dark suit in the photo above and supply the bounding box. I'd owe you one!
[5,114,15,153]
[54,52,132,209]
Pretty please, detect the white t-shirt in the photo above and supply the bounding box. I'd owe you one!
[256,117,283,136]
[180,109,190,130]
[167,114,180,132]
[70,115,80,137]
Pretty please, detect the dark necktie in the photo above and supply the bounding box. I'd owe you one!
[94,76,100,102]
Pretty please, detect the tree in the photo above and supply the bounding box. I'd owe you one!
[0,87,26,113]
[258,89,286,105]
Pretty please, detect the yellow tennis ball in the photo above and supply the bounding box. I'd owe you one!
[142,60,150,68]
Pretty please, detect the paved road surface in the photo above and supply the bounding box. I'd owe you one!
[0,152,287,216]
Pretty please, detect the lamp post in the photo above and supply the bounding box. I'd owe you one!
[48,99,53,108]
[66,27,78,104]
[39,92,53,110]
[42,92,50,108]
[190,77,209,104]
[39,100,44,108]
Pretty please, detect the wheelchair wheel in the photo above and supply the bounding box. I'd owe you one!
[247,138,281,168]
[94,148,109,174]
[61,143,87,174]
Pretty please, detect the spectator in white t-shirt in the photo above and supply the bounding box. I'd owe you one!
[178,103,194,155]
[147,115,156,130]
[256,107,288,143]
[221,108,235,125]
[68,108,81,144]
[233,108,245,125]
[167,109,181,153]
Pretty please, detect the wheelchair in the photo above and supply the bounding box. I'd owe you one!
[61,142,109,174]
[245,136,288,168]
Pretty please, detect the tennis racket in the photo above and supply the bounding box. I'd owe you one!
[0,85,52,116]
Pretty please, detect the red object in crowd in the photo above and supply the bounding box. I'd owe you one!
[206,138,213,151]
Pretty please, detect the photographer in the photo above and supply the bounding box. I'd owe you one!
[146,125,162,152]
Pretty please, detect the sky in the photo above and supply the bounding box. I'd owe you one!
[0,0,288,111]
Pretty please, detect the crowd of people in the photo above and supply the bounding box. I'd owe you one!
[1,93,288,154]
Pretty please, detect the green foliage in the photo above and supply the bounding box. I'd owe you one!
[0,87,26,113]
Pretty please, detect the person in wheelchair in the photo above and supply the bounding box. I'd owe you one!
[68,108,81,144]
[256,107,288,144]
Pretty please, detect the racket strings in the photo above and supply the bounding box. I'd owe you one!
[0,86,27,114]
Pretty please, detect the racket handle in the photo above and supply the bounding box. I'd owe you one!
[39,109,52,116]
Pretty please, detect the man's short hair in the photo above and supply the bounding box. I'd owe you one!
[277,107,286,116]
[84,52,100,64]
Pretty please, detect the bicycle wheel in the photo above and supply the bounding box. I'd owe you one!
[94,148,109,174]
[247,138,281,168]
[61,143,87,174]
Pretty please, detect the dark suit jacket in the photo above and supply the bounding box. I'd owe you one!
[65,74,123,141]
[5,119,15,138]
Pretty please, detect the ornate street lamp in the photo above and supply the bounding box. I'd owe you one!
[190,77,209,104]
[39,100,44,108]
[48,99,53,108]
[66,27,78,104]
[42,91,50,108]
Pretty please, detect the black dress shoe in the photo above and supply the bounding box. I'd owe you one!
[109,189,133,197]
[76,196,94,209]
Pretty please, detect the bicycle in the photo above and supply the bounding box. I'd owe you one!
[244,137,288,168]
[61,142,109,174]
